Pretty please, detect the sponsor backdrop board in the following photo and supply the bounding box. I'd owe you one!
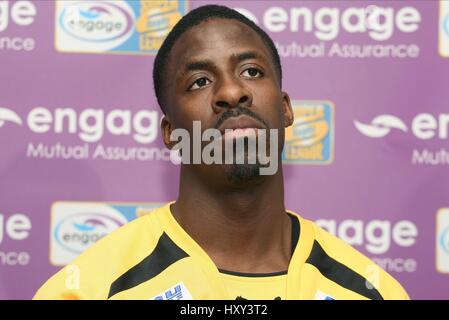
[0,0,448,299]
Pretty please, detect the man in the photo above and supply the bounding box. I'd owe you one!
[34,5,408,300]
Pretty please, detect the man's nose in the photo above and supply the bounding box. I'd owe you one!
[211,75,253,112]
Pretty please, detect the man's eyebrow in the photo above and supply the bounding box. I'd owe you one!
[231,51,265,62]
[181,51,267,77]
[184,60,216,74]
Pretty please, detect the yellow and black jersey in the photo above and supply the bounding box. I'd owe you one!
[34,203,409,300]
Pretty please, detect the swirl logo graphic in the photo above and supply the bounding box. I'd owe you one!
[0,108,22,128]
[354,115,407,138]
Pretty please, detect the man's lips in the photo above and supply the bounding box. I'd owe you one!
[217,115,265,138]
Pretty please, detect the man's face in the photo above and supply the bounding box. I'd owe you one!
[162,18,293,183]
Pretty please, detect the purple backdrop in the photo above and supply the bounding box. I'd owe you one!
[0,0,448,299]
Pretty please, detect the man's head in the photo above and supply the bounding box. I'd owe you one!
[153,5,293,186]
[153,5,283,114]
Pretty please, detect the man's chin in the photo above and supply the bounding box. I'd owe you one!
[223,163,262,185]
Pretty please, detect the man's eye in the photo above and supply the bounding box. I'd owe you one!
[188,77,211,91]
[241,68,263,78]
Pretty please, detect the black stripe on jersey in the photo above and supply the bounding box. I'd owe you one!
[219,269,287,277]
[305,241,384,300]
[289,213,300,256]
[108,232,189,299]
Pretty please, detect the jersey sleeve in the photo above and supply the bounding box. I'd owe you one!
[34,214,162,300]
[311,222,410,300]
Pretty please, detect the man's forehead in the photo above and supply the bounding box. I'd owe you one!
[169,18,271,69]
[184,18,256,44]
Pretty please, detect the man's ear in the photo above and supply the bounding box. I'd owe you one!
[161,116,174,149]
[281,92,294,128]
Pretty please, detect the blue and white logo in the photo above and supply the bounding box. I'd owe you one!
[59,2,134,42]
[55,0,188,55]
[439,226,449,256]
[439,0,449,57]
[56,0,135,52]
[436,208,449,273]
[444,13,449,38]
[152,282,193,300]
[315,291,335,300]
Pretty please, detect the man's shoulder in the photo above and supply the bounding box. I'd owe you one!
[290,212,409,300]
[34,204,170,300]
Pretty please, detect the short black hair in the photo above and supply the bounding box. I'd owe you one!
[153,4,283,114]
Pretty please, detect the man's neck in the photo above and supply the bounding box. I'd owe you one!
[171,166,292,274]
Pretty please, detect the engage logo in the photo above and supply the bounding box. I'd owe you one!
[50,201,162,265]
[234,4,421,59]
[354,113,449,166]
[56,0,134,52]
[436,208,449,273]
[0,0,36,51]
[0,106,160,144]
[439,0,449,57]
[55,0,188,55]
[0,105,172,163]
[316,218,418,255]
[235,5,420,41]
[53,213,124,254]
[59,1,134,42]
[0,212,32,266]
[282,100,334,165]
[316,218,418,273]
[354,113,449,140]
